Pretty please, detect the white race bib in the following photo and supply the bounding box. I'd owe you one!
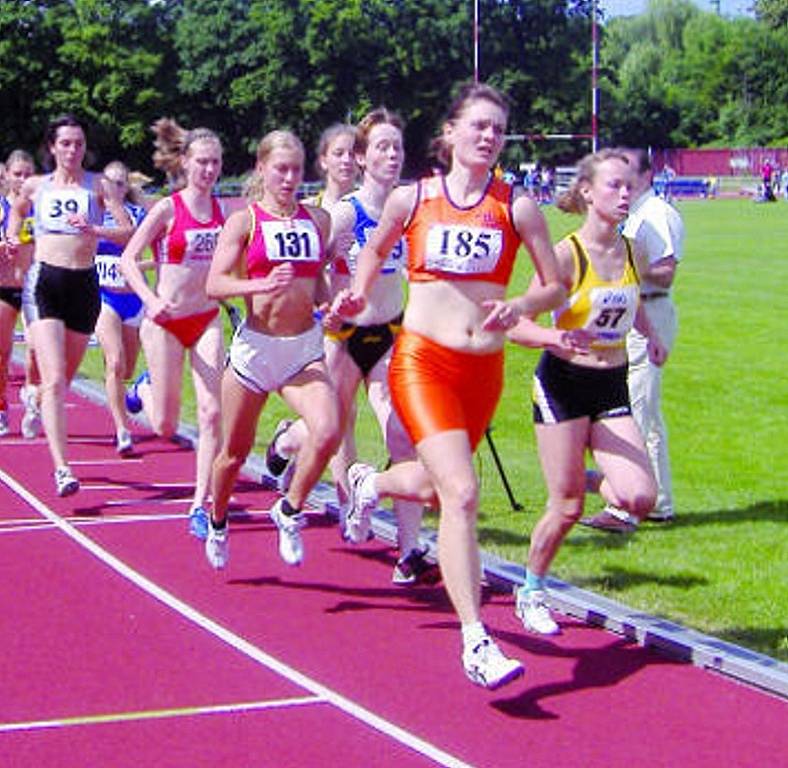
[184,226,221,262]
[586,285,639,346]
[424,224,502,275]
[39,187,91,234]
[260,218,321,264]
[95,253,126,289]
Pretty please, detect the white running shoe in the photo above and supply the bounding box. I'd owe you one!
[205,521,229,570]
[462,637,524,690]
[0,410,8,437]
[54,466,80,497]
[270,498,304,566]
[346,462,377,544]
[116,429,133,456]
[515,589,561,635]
[580,505,638,534]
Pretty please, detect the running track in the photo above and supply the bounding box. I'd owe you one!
[0,368,785,767]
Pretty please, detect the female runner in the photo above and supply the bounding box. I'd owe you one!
[0,150,36,436]
[334,83,565,689]
[203,129,340,569]
[94,160,148,454]
[7,115,132,495]
[120,120,225,537]
[269,109,433,584]
[507,149,666,635]
[302,123,357,208]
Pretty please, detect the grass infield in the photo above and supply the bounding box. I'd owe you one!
[79,196,787,662]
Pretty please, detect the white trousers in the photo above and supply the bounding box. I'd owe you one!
[627,297,677,515]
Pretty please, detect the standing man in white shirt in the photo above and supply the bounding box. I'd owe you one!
[584,148,684,531]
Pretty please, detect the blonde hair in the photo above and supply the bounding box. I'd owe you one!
[103,160,147,207]
[429,82,510,169]
[150,118,221,190]
[244,130,305,201]
[6,149,34,170]
[556,149,630,215]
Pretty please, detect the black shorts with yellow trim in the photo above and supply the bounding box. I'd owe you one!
[532,351,631,424]
[327,313,403,377]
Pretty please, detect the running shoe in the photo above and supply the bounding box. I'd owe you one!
[205,520,229,569]
[116,429,133,456]
[270,498,305,566]
[54,466,80,497]
[462,637,524,690]
[261,419,293,490]
[645,508,675,523]
[0,410,8,437]
[392,548,441,586]
[188,505,210,540]
[20,386,41,439]
[515,588,561,635]
[345,462,377,544]
[125,370,150,415]
[579,505,638,533]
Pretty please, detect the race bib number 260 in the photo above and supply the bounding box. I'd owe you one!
[184,227,221,262]
[424,224,502,275]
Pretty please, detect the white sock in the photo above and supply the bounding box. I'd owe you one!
[461,621,488,650]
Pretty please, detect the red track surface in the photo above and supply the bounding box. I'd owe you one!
[0,370,785,767]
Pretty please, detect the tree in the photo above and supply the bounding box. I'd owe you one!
[0,1,63,159]
[752,0,788,29]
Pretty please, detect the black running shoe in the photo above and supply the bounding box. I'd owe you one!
[392,548,441,586]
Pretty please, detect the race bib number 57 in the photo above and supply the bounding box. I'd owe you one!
[424,224,502,275]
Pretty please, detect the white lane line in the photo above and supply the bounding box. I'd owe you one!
[0,696,325,734]
[0,467,475,768]
[0,512,188,534]
[102,498,191,506]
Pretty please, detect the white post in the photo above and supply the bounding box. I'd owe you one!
[474,0,480,83]
[591,0,599,152]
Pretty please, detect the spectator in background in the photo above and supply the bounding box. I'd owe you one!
[584,147,684,530]
[660,164,676,202]
[761,158,776,202]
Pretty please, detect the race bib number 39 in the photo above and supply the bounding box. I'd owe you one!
[184,227,221,262]
[260,219,321,263]
[424,224,502,275]
[39,188,90,233]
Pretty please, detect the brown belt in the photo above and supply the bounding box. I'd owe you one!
[640,292,670,301]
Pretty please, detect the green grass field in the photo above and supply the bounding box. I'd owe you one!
[78,197,788,661]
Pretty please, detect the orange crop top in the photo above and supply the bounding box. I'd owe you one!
[404,175,519,286]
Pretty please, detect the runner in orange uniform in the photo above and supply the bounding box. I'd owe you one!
[334,83,565,690]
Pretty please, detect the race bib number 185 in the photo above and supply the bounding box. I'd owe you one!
[424,224,502,275]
